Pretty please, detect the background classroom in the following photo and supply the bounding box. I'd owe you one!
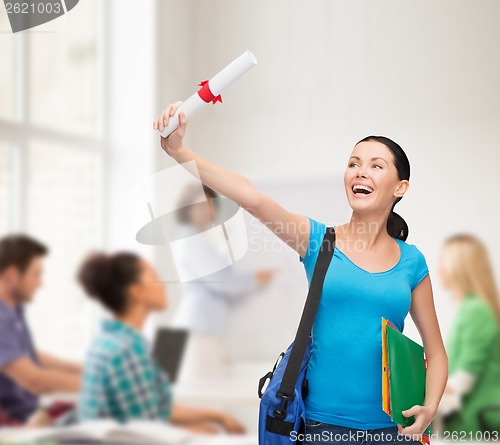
[1,0,499,434]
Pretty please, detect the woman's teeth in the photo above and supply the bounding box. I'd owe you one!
[352,185,374,194]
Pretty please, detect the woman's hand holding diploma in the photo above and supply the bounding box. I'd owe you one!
[152,101,257,211]
[152,102,311,260]
[153,101,188,155]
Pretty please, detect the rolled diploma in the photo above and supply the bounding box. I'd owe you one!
[158,50,257,138]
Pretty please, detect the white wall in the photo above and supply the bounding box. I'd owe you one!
[154,0,500,357]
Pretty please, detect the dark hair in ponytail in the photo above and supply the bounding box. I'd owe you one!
[356,135,410,241]
[77,252,142,315]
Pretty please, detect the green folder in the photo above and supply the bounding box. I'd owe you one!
[382,317,432,444]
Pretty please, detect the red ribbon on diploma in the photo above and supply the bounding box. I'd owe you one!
[197,80,222,104]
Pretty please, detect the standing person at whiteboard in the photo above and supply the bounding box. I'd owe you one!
[170,183,274,381]
[153,104,448,445]
[171,182,274,338]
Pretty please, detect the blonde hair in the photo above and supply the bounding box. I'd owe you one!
[441,234,500,327]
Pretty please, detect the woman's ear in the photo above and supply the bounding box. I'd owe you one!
[127,282,144,305]
[394,180,410,198]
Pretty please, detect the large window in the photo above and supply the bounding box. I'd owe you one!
[0,27,14,120]
[0,2,105,360]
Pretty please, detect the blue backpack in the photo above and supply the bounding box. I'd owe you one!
[257,226,336,444]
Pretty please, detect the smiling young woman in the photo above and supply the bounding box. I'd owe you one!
[152,104,449,445]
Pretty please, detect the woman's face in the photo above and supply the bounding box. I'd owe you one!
[344,140,408,215]
[134,259,168,311]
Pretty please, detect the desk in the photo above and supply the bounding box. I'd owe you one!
[0,426,258,445]
[172,377,260,435]
[40,377,260,434]
[172,378,257,404]
[40,378,259,406]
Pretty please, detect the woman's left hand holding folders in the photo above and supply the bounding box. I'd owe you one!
[397,404,435,440]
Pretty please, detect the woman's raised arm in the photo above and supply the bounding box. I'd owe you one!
[153,102,310,259]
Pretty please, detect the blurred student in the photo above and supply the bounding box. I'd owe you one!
[171,183,274,338]
[437,234,500,434]
[170,184,275,381]
[0,235,82,424]
[76,251,246,435]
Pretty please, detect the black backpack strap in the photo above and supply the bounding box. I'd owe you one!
[274,225,336,417]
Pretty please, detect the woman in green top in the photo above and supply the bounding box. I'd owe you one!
[438,234,500,438]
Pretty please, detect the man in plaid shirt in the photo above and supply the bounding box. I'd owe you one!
[78,319,172,422]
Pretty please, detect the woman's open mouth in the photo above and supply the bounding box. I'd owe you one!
[351,184,374,197]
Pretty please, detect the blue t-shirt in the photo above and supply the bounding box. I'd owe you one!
[299,217,429,430]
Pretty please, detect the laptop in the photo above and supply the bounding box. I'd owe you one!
[152,327,190,384]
